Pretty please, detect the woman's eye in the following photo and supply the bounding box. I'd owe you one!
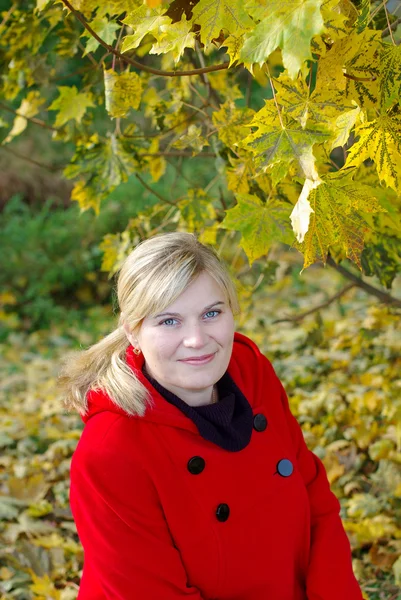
[161,318,177,326]
[204,310,220,319]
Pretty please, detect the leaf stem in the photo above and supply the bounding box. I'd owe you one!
[266,67,284,129]
[60,0,231,78]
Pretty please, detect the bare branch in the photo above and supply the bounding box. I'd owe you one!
[0,145,63,172]
[272,284,356,324]
[60,0,231,78]
[327,255,401,308]
[134,173,177,206]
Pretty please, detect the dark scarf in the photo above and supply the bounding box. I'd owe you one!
[142,367,254,452]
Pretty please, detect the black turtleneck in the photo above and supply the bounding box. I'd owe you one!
[142,367,254,452]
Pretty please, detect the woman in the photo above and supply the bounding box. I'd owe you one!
[60,232,363,600]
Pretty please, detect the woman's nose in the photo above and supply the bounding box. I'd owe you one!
[182,323,208,347]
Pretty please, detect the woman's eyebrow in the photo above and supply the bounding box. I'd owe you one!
[153,301,225,319]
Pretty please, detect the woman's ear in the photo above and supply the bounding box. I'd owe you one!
[121,314,137,347]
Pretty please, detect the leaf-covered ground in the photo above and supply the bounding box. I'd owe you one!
[0,253,400,599]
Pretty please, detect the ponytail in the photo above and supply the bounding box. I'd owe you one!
[59,325,150,417]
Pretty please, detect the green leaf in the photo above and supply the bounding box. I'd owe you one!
[220,192,293,264]
[64,134,140,213]
[150,14,196,63]
[345,113,401,193]
[240,0,325,79]
[81,17,120,55]
[295,170,385,269]
[3,91,44,144]
[240,100,330,183]
[191,0,253,46]
[104,69,143,118]
[48,86,95,127]
[356,0,370,34]
[121,5,171,52]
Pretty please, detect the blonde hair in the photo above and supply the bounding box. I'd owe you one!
[59,232,240,418]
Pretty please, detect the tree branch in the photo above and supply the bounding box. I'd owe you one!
[140,151,216,157]
[61,0,231,78]
[0,101,59,132]
[326,255,401,308]
[0,145,63,172]
[272,284,355,324]
[134,173,177,206]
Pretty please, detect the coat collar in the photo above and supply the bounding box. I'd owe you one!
[82,332,267,431]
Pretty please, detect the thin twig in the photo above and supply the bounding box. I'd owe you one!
[61,0,231,78]
[0,145,63,172]
[140,151,216,157]
[382,16,401,38]
[0,2,16,35]
[0,101,59,132]
[245,71,253,107]
[327,255,401,308]
[134,173,176,206]
[122,111,199,139]
[383,0,397,45]
[272,284,355,324]
[112,24,125,70]
[77,41,98,67]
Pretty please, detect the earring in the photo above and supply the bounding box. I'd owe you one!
[133,347,141,355]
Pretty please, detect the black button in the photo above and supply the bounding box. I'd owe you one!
[253,413,267,432]
[187,456,205,475]
[216,503,230,522]
[277,459,293,477]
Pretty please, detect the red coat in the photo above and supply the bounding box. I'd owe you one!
[70,332,363,600]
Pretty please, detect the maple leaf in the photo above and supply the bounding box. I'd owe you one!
[48,86,95,127]
[65,134,140,213]
[173,124,209,155]
[3,91,44,144]
[240,100,330,184]
[121,5,171,52]
[178,189,216,232]
[240,0,325,79]
[220,192,293,264]
[104,69,143,118]
[150,14,196,63]
[345,112,401,193]
[379,43,401,109]
[190,0,253,47]
[81,17,120,55]
[212,100,255,148]
[274,74,357,130]
[295,170,385,269]
[220,33,246,67]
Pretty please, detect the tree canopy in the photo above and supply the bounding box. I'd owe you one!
[1,0,401,286]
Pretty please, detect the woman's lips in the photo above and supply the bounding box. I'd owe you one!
[179,353,216,365]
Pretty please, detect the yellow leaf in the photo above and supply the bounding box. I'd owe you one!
[104,69,143,118]
[345,113,401,193]
[4,91,44,144]
[29,572,61,599]
[70,180,100,215]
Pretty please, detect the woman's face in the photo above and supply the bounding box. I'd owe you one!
[135,271,235,406]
